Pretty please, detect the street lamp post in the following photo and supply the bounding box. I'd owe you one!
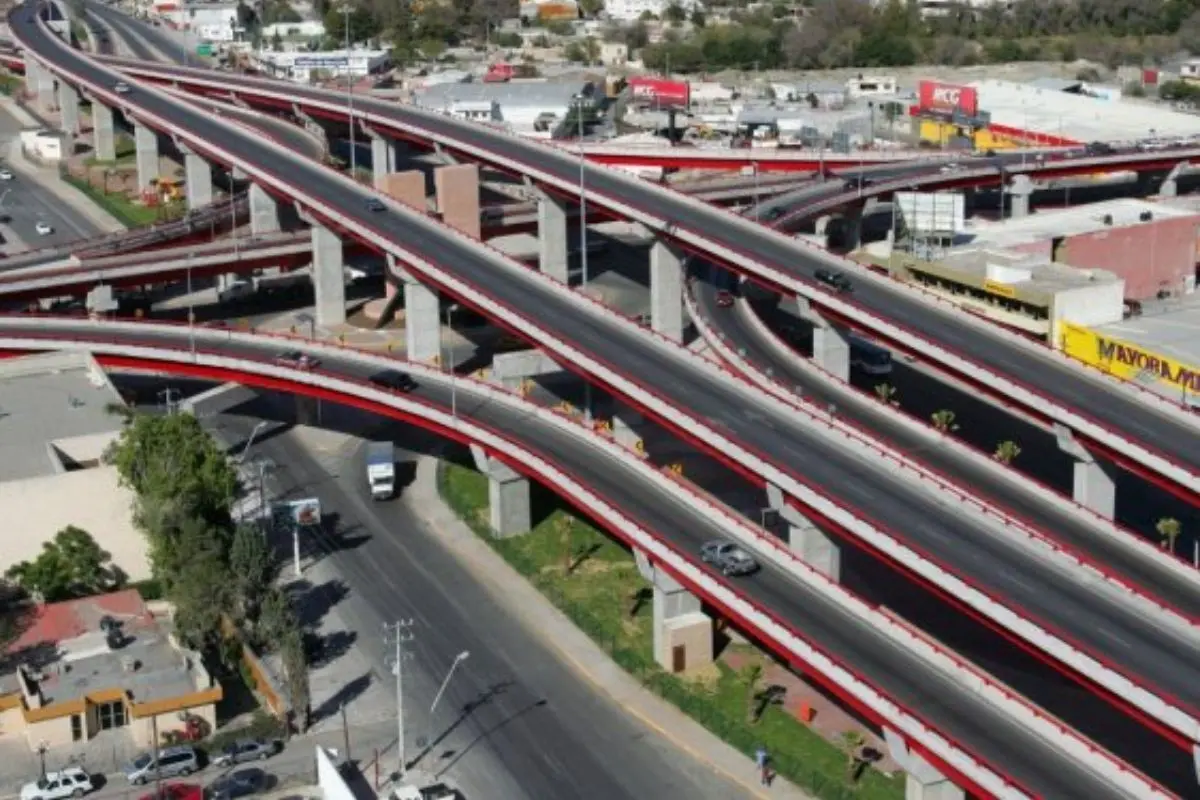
[577,99,588,289]
[444,303,458,419]
[429,651,469,720]
[345,4,356,181]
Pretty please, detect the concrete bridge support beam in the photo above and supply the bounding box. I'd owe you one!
[58,81,79,137]
[491,349,559,392]
[885,729,965,800]
[796,298,850,383]
[249,183,280,235]
[534,187,569,283]
[134,122,159,195]
[182,146,213,210]
[635,550,713,674]
[1008,174,1034,219]
[368,131,397,191]
[29,60,54,111]
[1160,162,1187,197]
[400,263,440,363]
[310,223,346,327]
[1055,424,1116,519]
[470,444,531,536]
[650,239,685,342]
[767,483,841,581]
[91,101,116,163]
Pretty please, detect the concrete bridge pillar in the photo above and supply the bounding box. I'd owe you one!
[1008,174,1034,219]
[57,81,79,137]
[650,239,685,342]
[400,263,439,363]
[310,222,346,327]
[534,187,569,283]
[635,550,713,674]
[1055,424,1116,519]
[490,349,559,392]
[470,444,531,537]
[767,483,841,581]
[249,183,280,235]
[181,144,213,210]
[134,122,160,194]
[91,101,116,162]
[368,130,397,191]
[796,297,850,382]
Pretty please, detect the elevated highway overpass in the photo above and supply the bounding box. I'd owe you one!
[0,313,1171,800]
[15,6,1200,787]
[55,53,1200,508]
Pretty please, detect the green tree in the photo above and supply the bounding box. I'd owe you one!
[323,4,380,45]
[993,440,1021,465]
[689,8,706,27]
[873,382,898,407]
[6,527,116,603]
[1156,517,1182,553]
[663,3,686,23]
[256,586,296,651]
[743,663,763,723]
[930,409,959,433]
[577,0,604,16]
[280,625,311,735]
[167,522,232,651]
[229,525,274,621]
[106,412,240,536]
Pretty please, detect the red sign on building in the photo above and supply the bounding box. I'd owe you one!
[918,80,979,116]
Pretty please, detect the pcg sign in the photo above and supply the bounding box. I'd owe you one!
[918,80,979,116]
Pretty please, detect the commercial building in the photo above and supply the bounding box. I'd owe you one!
[256,48,391,82]
[962,198,1200,302]
[159,2,241,41]
[413,80,596,137]
[0,590,222,750]
[602,0,700,21]
[0,352,150,583]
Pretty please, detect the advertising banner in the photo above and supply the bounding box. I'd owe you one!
[1060,322,1200,395]
[918,80,979,116]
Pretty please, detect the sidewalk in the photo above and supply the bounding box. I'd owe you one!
[0,96,126,235]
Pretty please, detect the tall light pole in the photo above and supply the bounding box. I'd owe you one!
[577,98,588,289]
[429,651,469,719]
[443,303,457,419]
[345,3,356,181]
[385,620,415,784]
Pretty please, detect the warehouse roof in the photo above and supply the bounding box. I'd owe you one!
[413,80,594,112]
[961,198,1200,251]
[970,79,1200,143]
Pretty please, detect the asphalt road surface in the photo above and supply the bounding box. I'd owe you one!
[209,405,750,800]
[0,106,104,250]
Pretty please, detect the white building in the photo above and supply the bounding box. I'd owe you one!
[604,0,699,22]
[256,48,391,83]
[414,80,596,137]
[163,2,241,40]
[262,20,326,41]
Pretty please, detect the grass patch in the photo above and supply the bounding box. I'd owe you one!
[0,73,20,97]
[61,169,180,227]
[438,461,902,800]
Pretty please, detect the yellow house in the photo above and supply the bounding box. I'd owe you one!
[0,590,222,750]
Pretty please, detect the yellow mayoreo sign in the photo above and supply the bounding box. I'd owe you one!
[983,279,1017,299]
[1060,322,1200,393]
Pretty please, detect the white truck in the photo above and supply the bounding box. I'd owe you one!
[366,441,395,500]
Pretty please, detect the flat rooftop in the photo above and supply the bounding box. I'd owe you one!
[938,246,1115,295]
[970,79,1200,143]
[7,590,205,708]
[1093,302,1200,401]
[960,198,1200,250]
[0,352,126,481]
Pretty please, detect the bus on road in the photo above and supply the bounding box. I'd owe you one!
[849,335,893,375]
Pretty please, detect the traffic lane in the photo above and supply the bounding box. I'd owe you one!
[0,172,102,249]
[28,324,1130,797]
[697,276,1200,621]
[323,91,1200,474]
[47,43,1200,723]
[226,410,748,800]
[25,26,1199,730]
[87,2,200,67]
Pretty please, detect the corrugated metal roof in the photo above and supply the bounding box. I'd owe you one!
[414,80,593,111]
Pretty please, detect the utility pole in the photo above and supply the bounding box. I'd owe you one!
[384,619,415,784]
[157,388,180,415]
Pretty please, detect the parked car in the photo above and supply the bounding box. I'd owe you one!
[0,168,14,180]
[212,737,281,767]
[715,289,734,308]
[700,540,759,577]
[205,769,269,800]
[814,268,852,293]
[370,369,418,392]
[123,746,200,785]
[20,768,94,800]
[275,350,320,370]
[136,783,202,800]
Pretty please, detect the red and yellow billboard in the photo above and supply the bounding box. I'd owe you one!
[918,80,979,117]
[1060,322,1200,394]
